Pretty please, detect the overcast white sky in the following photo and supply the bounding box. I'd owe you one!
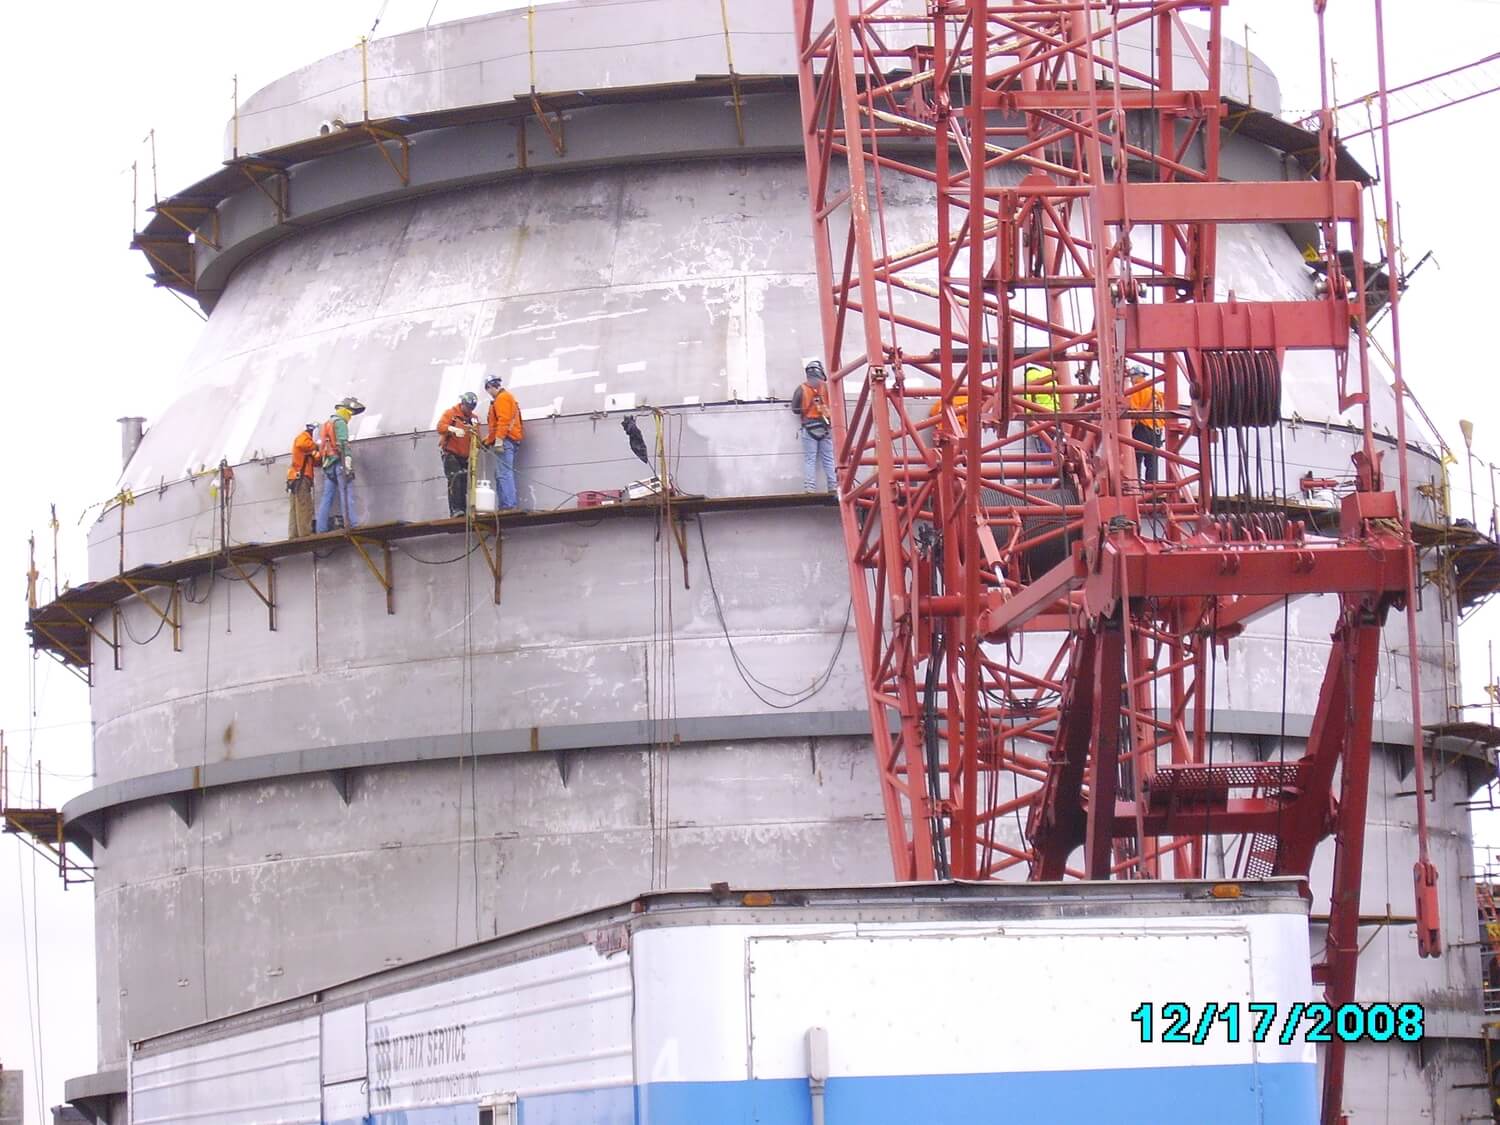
[1,2,1497,1119]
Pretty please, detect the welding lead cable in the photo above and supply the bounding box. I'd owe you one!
[696,520,852,709]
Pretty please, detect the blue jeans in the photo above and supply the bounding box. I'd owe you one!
[490,439,519,509]
[800,427,835,493]
[315,463,355,532]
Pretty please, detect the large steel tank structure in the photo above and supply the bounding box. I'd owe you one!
[47,2,1489,1121]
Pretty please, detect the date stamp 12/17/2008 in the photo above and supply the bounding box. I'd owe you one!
[1130,1002,1425,1045]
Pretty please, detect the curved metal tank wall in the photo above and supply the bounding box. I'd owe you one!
[61,3,1485,1121]
[82,158,892,1060]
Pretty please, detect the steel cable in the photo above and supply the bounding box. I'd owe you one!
[696,519,853,710]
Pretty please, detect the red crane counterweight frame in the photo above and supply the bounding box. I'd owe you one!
[791,3,1439,1121]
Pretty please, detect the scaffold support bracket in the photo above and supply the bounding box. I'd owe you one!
[475,526,503,605]
[225,554,277,631]
[348,533,396,614]
[118,576,183,653]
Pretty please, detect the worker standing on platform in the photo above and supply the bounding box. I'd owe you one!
[286,423,318,538]
[1021,364,1059,453]
[438,392,480,517]
[1127,366,1165,484]
[315,396,365,532]
[929,393,970,437]
[791,358,836,494]
[481,375,524,511]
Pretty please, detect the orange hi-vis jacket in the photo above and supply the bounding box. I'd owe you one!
[928,394,970,435]
[1127,382,1165,432]
[485,389,524,445]
[797,381,829,422]
[287,430,318,482]
[319,412,350,468]
[438,403,476,457]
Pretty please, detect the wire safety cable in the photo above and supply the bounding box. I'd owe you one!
[1275,411,1292,869]
[695,519,854,710]
[368,0,390,36]
[454,429,482,946]
[660,414,677,889]
[1204,599,1219,874]
[394,539,483,566]
[120,605,171,647]
[31,764,93,781]
[469,435,482,938]
[644,411,677,890]
[197,549,216,1020]
[645,491,659,891]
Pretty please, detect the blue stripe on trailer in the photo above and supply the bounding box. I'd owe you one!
[514,1085,636,1124]
[359,1060,1315,1124]
[633,1062,1315,1124]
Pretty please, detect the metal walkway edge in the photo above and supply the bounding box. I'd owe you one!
[27,492,837,680]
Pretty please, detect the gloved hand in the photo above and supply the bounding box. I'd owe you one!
[286,479,295,493]
[448,426,466,437]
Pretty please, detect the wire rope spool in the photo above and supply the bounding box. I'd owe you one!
[986,484,1080,581]
[1193,348,1282,429]
[1208,511,1302,545]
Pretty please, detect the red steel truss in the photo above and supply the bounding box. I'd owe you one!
[792,1,1439,1118]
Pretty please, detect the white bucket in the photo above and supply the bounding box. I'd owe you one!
[473,479,499,513]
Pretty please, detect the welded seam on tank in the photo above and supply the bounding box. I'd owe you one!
[90,626,856,722]
[67,708,1479,841]
[182,270,814,381]
[235,28,796,121]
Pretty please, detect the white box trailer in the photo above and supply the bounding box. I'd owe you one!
[128,881,1317,1125]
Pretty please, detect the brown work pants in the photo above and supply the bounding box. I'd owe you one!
[288,477,315,538]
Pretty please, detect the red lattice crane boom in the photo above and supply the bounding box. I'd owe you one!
[791,2,1439,1120]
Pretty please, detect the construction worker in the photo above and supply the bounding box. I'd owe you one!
[438,392,480,517]
[928,393,970,436]
[1008,366,1056,468]
[790,358,836,494]
[1127,366,1165,484]
[1021,364,1059,445]
[286,423,318,538]
[481,375,524,511]
[315,396,365,533]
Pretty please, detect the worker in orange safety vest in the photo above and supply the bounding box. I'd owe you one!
[438,392,480,517]
[1126,366,1165,484]
[315,395,366,532]
[790,358,835,494]
[928,393,970,436]
[286,423,318,538]
[481,374,524,511]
